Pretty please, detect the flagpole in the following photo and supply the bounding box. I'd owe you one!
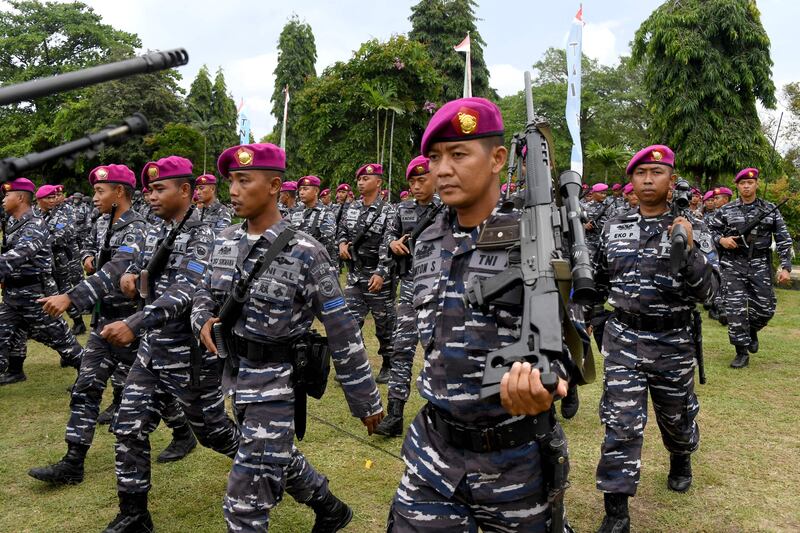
[454,33,472,98]
[280,85,289,150]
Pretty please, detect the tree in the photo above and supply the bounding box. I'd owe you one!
[209,68,239,172]
[147,123,205,169]
[632,0,777,189]
[270,16,317,159]
[409,0,495,102]
[291,36,442,192]
[186,65,221,174]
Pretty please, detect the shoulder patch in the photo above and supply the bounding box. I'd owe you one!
[318,273,339,298]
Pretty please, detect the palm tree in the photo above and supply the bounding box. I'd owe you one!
[586,141,631,183]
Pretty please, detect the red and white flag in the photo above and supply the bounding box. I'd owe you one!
[454,33,472,98]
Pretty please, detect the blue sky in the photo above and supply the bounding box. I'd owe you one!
[30,1,800,139]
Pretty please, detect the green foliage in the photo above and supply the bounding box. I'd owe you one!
[291,35,442,192]
[497,49,646,183]
[209,68,239,173]
[632,0,777,186]
[409,0,496,101]
[146,123,205,166]
[186,65,213,118]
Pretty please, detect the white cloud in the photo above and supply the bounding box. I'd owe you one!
[489,64,526,97]
[582,21,620,65]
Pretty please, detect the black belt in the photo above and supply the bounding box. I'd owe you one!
[426,403,552,454]
[613,308,692,332]
[232,335,294,364]
[98,303,136,321]
[2,274,43,289]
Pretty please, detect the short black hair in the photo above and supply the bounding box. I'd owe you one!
[480,135,505,152]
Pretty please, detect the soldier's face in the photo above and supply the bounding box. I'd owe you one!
[2,191,20,212]
[321,195,331,205]
[149,180,191,219]
[229,170,281,219]
[627,192,639,207]
[631,164,675,206]
[298,185,318,205]
[196,184,215,204]
[356,175,381,196]
[591,191,607,202]
[691,194,701,208]
[704,199,715,210]
[737,178,758,199]
[93,183,122,214]
[713,195,729,208]
[336,190,348,203]
[407,173,436,203]
[427,139,506,209]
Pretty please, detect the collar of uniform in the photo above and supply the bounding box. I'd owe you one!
[112,207,139,230]
[17,208,34,223]
[240,217,290,245]
[416,206,450,243]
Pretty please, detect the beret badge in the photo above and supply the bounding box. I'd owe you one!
[415,165,425,174]
[236,147,254,166]
[455,109,478,135]
[147,166,159,180]
[748,171,754,178]
[651,150,663,161]
[3,183,11,191]
[96,168,108,180]
[366,165,374,174]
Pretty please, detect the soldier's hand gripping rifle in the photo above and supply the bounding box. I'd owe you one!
[392,202,445,278]
[464,71,597,400]
[726,197,789,252]
[90,203,117,328]
[138,206,195,308]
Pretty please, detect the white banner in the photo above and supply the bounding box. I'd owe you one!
[566,6,584,174]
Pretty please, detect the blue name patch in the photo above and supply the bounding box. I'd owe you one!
[55,223,65,229]
[187,260,205,274]
[322,296,345,311]
[118,245,135,253]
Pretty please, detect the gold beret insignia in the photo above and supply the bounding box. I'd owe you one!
[714,188,721,194]
[366,165,374,174]
[748,171,754,178]
[457,111,478,135]
[236,148,254,166]
[651,150,663,161]
[198,177,206,184]
[96,168,108,180]
[2,183,11,191]
[147,166,159,180]
[415,165,426,174]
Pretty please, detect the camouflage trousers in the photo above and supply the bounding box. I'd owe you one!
[596,353,700,496]
[113,358,240,494]
[66,325,186,447]
[387,279,418,402]
[721,260,776,347]
[0,288,82,369]
[344,279,396,360]
[224,400,328,532]
[388,409,552,532]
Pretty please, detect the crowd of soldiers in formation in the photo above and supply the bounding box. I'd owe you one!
[0,95,795,533]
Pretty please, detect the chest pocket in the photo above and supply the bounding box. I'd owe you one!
[463,250,513,349]
[166,234,191,269]
[246,257,301,331]
[412,245,442,351]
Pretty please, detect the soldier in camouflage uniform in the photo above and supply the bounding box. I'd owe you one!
[278,180,298,218]
[320,187,331,206]
[98,156,241,533]
[337,163,397,383]
[54,185,88,333]
[330,183,352,273]
[701,190,716,224]
[0,179,83,385]
[193,142,383,532]
[583,183,613,260]
[289,175,338,261]
[709,168,794,368]
[195,173,233,234]
[28,165,149,484]
[374,156,440,437]
[592,145,720,533]
[134,187,162,226]
[388,98,570,532]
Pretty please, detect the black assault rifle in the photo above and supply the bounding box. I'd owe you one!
[392,202,445,278]
[138,206,195,307]
[90,203,117,328]
[726,197,790,253]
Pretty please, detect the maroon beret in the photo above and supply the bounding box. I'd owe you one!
[735,168,759,183]
[90,164,136,188]
[623,183,634,195]
[195,174,217,186]
[320,188,330,197]
[611,183,622,191]
[336,183,351,193]
[406,156,429,180]
[590,183,609,193]
[400,190,409,199]
[626,145,675,175]
[298,175,321,188]
[714,187,733,197]
[3,178,36,194]
[355,163,383,178]
[141,156,193,189]
[280,181,297,192]
[703,191,715,202]
[217,143,286,178]
[420,97,504,156]
[36,184,59,199]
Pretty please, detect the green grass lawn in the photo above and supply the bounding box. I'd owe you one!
[1,289,799,532]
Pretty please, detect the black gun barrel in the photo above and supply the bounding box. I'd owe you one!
[0,49,189,106]
[0,113,149,182]
[559,170,596,304]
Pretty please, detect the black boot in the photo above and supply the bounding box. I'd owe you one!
[719,312,728,326]
[72,317,87,335]
[597,493,630,533]
[560,384,580,420]
[730,345,749,368]
[103,492,154,533]
[0,357,26,386]
[748,328,759,354]
[156,423,197,463]
[28,442,88,485]
[310,489,353,533]
[376,357,391,384]
[98,386,123,425]
[667,453,692,492]
[374,399,405,437]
